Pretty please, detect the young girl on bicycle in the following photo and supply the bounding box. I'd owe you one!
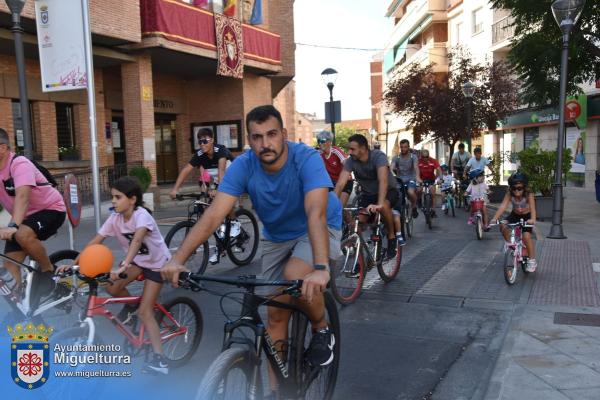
[59,176,171,374]
[439,164,454,212]
[491,172,537,272]
[466,169,490,228]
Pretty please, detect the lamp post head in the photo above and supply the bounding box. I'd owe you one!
[321,68,338,88]
[5,0,26,15]
[384,112,392,124]
[461,81,476,98]
[551,0,586,34]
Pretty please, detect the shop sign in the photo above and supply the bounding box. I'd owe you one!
[565,95,587,129]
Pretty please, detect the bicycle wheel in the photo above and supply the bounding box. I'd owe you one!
[157,297,203,368]
[330,234,365,305]
[196,347,262,400]
[289,292,340,400]
[450,196,456,217]
[444,196,449,215]
[476,215,483,240]
[405,205,413,238]
[227,208,259,266]
[503,250,518,285]
[377,235,402,282]
[165,220,209,274]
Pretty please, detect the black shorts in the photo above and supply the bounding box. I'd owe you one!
[334,180,354,195]
[5,210,66,253]
[141,268,164,284]
[507,212,532,233]
[358,188,399,209]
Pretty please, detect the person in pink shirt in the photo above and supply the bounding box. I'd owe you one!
[0,128,66,310]
[58,176,171,374]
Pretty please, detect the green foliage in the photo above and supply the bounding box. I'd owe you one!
[334,124,363,152]
[516,142,572,197]
[491,0,600,106]
[128,166,152,192]
[487,151,513,186]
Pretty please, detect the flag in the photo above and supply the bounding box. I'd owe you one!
[224,0,236,17]
[193,0,210,9]
[250,0,262,25]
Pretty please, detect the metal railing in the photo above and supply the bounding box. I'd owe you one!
[53,162,143,206]
[492,16,515,45]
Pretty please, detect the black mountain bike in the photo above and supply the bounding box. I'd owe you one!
[396,178,414,239]
[419,181,435,230]
[165,193,259,274]
[179,273,340,400]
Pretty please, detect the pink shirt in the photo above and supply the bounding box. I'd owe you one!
[0,153,66,216]
[98,207,170,270]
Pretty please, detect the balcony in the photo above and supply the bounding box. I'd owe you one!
[387,0,447,51]
[491,16,515,46]
[139,0,281,72]
[391,42,448,77]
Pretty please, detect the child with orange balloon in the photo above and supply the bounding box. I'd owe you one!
[57,176,171,375]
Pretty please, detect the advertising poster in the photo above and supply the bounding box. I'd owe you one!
[35,0,87,92]
[566,126,586,174]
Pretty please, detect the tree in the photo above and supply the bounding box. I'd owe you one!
[383,48,518,160]
[333,124,364,152]
[491,0,600,106]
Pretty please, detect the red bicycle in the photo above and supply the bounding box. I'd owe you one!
[52,266,202,368]
[469,198,486,240]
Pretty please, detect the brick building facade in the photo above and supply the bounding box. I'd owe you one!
[0,0,294,197]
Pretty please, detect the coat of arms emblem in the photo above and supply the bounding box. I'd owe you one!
[40,5,49,24]
[9,323,53,390]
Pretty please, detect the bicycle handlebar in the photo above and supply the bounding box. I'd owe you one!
[175,193,206,201]
[179,272,303,296]
[488,219,534,228]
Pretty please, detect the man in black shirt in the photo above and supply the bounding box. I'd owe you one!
[170,128,233,199]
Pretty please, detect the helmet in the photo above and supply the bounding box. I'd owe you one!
[440,164,449,171]
[508,172,529,187]
[373,141,381,149]
[468,168,484,180]
[316,130,333,143]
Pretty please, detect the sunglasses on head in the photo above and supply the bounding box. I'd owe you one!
[198,138,211,145]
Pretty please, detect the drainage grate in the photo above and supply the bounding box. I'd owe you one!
[554,312,600,327]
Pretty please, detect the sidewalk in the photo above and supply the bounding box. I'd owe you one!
[484,188,600,400]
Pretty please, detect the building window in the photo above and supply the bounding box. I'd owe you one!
[472,8,484,35]
[56,103,76,148]
[455,22,463,44]
[11,100,37,156]
[191,120,242,152]
[524,127,539,148]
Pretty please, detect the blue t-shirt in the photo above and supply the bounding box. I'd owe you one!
[219,142,342,242]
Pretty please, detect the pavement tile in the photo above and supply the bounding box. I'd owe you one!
[510,331,562,357]
[561,387,600,400]
[546,337,600,372]
[514,352,600,390]
[486,361,570,400]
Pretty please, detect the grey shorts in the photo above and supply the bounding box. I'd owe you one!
[259,227,342,294]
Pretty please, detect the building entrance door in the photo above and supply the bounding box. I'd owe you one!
[155,115,178,184]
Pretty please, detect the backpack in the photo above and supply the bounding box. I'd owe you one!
[9,155,58,188]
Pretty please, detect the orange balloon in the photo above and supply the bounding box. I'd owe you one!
[79,244,114,278]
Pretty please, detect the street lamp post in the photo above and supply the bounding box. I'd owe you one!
[548,0,586,239]
[369,128,377,148]
[6,0,33,159]
[461,81,476,152]
[321,68,338,145]
[384,112,392,156]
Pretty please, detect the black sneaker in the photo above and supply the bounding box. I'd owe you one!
[386,239,397,260]
[117,304,139,325]
[30,270,56,310]
[308,327,335,367]
[142,353,169,375]
[412,207,419,219]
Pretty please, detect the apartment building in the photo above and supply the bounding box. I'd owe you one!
[379,0,600,188]
[0,0,294,196]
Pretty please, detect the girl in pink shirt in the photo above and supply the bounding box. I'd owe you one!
[60,176,171,374]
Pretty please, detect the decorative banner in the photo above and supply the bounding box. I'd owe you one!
[565,94,587,129]
[34,0,87,92]
[223,0,237,17]
[566,126,586,174]
[214,13,244,79]
[250,0,263,25]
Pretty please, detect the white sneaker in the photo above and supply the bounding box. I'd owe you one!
[209,245,219,264]
[230,220,241,237]
[526,259,537,272]
[441,204,446,211]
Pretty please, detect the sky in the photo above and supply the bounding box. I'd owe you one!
[293,0,393,121]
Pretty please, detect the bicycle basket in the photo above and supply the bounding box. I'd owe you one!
[470,199,484,212]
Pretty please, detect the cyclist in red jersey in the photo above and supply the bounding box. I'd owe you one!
[417,149,442,216]
[317,131,352,207]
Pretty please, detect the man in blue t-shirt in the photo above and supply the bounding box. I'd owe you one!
[160,105,342,378]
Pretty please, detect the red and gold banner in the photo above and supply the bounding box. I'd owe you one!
[223,0,237,17]
[214,13,244,79]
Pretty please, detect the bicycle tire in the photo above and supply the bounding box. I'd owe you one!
[157,297,203,368]
[450,196,456,217]
[377,235,402,282]
[196,347,262,400]
[165,220,209,274]
[403,203,413,239]
[425,194,432,229]
[227,208,259,266]
[476,216,483,240]
[289,292,340,400]
[503,250,517,285]
[330,234,365,305]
